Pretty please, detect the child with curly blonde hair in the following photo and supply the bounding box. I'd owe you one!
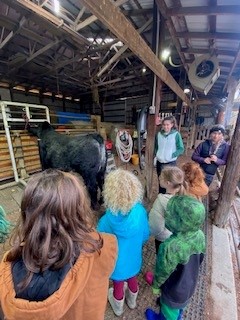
[97,169,149,317]
[182,162,209,201]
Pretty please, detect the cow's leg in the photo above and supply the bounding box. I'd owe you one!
[96,171,105,204]
[84,173,98,209]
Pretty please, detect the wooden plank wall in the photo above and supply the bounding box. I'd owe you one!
[0,130,41,182]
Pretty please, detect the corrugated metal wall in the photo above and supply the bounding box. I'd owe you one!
[103,96,150,124]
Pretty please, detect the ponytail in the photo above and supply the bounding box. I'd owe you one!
[177,180,188,195]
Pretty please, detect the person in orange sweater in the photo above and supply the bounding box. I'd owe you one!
[182,162,209,201]
[0,169,117,320]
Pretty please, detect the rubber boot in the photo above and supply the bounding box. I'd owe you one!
[125,287,139,309]
[145,271,154,285]
[145,309,166,320]
[108,288,125,316]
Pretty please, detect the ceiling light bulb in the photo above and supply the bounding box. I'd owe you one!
[161,48,171,61]
[142,67,147,73]
[54,0,60,14]
[184,88,191,94]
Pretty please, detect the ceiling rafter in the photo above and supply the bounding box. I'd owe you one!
[94,17,152,79]
[75,0,129,32]
[167,5,240,16]
[176,32,240,40]
[181,48,237,57]
[9,38,62,74]
[155,0,188,71]
[80,0,189,104]
[0,16,26,50]
[15,0,89,45]
[208,0,217,51]
[223,43,240,92]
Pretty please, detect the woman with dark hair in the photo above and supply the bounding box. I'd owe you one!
[0,169,117,320]
[154,116,184,193]
[192,125,230,186]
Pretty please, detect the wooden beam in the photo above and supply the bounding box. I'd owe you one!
[156,0,188,71]
[76,0,129,31]
[95,18,152,78]
[176,32,240,41]
[214,106,240,227]
[167,5,240,16]
[80,0,190,104]
[15,0,89,45]
[0,16,26,49]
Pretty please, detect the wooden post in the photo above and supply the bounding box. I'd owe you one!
[145,78,162,199]
[214,106,240,227]
[145,1,162,200]
[224,77,237,127]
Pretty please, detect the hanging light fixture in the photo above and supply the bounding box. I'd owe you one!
[54,0,60,14]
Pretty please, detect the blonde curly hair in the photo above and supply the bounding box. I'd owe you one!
[103,169,143,215]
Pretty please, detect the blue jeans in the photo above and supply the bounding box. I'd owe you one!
[205,173,214,186]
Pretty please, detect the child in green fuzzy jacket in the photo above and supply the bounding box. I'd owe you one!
[0,206,10,243]
[146,195,206,320]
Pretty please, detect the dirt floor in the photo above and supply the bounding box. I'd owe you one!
[0,152,233,320]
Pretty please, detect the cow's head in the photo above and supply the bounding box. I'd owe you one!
[27,121,54,138]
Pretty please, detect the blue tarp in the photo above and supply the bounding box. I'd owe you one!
[56,112,91,124]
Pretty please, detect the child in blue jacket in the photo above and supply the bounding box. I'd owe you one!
[97,169,149,317]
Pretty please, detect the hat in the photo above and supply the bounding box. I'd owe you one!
[210,125,225,135]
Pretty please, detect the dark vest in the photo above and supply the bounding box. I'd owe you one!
[200,140,228,175]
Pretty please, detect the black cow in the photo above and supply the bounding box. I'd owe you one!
[27,121,107,207]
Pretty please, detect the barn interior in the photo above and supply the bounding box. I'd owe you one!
[0,1,240,319]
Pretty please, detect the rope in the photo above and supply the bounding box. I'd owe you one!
[22,113,29,130]
[115,130,133,163]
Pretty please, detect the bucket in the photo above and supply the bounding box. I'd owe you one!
[131,154,139,166]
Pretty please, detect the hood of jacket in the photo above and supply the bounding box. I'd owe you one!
[0,232,117,320]
[160,128,177,136]
[104,203,144,238]
[165,195,205,234]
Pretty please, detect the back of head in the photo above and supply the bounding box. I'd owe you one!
[182,162,205,186]
[165,195,205,234]
[160,166,187,195]
[103,169,143,215]
[8,169,102,281]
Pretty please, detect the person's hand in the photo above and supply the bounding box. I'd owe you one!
[152,287,161,295]
[210,155,218,162]
[204,157,212,164]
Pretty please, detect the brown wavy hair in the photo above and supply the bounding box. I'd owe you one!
[162,116,178,130]
[182,162,205,186]
[7,169,103,289]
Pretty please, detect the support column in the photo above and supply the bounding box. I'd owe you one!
[145,78,162,199]
[145,1,162,200]
[214,106,240,227]
[175,67,186,124]
[224,77,237,127]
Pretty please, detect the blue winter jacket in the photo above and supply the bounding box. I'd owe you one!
[97,203,149,281]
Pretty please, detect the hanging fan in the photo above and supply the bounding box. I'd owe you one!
[188,54,220,95]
